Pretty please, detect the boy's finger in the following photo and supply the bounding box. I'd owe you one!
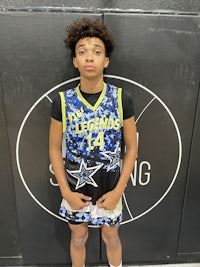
[97,195,105,204]
[97,198,106,208]
[81,195,92,201]
[97,201,106,209]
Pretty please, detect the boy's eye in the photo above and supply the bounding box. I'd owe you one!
[78,50,85,55]
[95,50,101,55]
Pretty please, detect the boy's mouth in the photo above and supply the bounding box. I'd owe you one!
[85,65,95,71]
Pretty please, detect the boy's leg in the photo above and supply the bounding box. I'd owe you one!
[101,224,122,267]
[68,222,89,267]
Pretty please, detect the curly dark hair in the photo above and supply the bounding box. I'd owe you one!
[64,17,115,58]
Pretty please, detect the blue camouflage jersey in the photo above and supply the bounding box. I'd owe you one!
[59,83,123,204]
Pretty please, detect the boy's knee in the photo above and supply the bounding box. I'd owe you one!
[101,225,119,245]
[71,230,89,249]
[70,224,89,249]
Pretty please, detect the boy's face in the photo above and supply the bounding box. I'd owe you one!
[73,37,109,80]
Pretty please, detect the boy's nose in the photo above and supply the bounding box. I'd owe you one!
[86,51,93,61]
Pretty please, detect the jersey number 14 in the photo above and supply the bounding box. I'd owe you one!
[87,132,105,150]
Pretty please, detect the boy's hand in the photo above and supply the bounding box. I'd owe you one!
[63,191,91,210]
[97,190,121,210]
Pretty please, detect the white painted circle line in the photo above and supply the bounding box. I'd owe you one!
[16,75,182,225]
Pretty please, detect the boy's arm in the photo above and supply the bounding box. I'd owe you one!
[49,118,91,209]
[114,116,137,196]
[97,116,137,210]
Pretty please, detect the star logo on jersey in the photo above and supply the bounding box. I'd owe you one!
[66,159,102,189]
[102,142,121,171]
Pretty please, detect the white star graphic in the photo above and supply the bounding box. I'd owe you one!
[101,142,121,171]
[66,159,102,190]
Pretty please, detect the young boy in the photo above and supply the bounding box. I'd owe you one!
[49,17,137,267]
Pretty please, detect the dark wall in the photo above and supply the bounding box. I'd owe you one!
[2,0,200,13]
[0,1,200,266]
[0,66,21,265]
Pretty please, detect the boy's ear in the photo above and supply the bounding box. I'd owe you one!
[104,57,109,68]
[73,57,78,68]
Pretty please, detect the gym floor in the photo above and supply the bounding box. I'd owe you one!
[10,264,200,267]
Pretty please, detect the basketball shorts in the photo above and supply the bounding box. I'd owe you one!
[59,198,122,227]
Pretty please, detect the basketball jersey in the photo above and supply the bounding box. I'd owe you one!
[59,83,123,204]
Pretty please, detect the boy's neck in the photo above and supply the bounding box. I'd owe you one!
[79,77,104,94]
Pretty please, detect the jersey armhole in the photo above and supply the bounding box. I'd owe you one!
[59,92,66,133]
[118,88,123,127]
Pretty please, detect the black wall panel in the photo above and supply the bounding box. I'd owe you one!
[0,69,21,264]
[102,13,200,264]
[0,12,101,265]
[177,91,200,260]
[0,8,200,267]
